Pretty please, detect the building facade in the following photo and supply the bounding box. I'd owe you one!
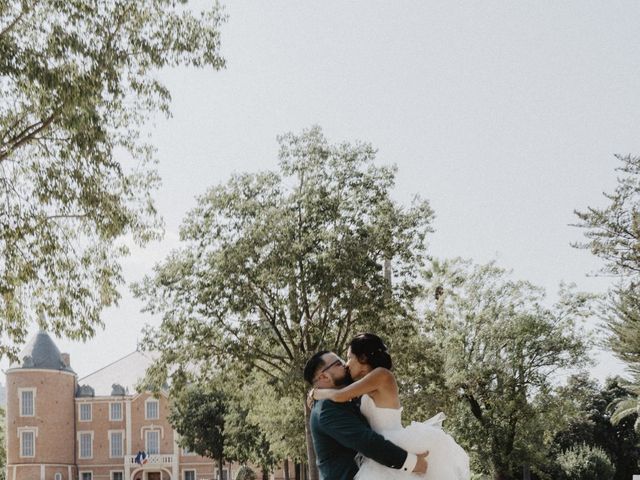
[5,331,255,480]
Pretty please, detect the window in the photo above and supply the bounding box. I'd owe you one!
[78,432,93,458]
[54,474,62,480]
[19,429,35,457]
[145,399,159,419]
[215,469,229,480]
[111,472,123,480]
[19,389,35,417]
[184,472,195,480]
[80,473,92,480]
[146,430,159,455]
[79,403,92,422]
[110,402,123,421]
[109,431,123,457]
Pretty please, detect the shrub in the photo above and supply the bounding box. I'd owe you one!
[235,465,257,480]
[556,444,615,480]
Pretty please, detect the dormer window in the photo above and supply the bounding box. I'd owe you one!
[145,399,159,420]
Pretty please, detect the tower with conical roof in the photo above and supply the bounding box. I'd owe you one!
[5,331,77,480]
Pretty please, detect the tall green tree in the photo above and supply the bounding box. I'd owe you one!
[607,287,640,434]
[422,258,593,480]
[573,154,640,429]
[135,126,434,478]
[169,386,229,480]
[0,0,225,359]
[240,373,306,466]
[223,379,279,480]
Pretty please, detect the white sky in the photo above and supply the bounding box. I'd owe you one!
[5,1,640,383]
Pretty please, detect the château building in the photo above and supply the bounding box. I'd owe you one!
[5,331,276,480]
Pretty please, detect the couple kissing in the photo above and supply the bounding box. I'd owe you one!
[304,333,470,480]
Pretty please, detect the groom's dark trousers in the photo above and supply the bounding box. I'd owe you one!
[309,398,409,480]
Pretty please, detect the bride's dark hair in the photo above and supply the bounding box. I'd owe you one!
[349,333,392,370]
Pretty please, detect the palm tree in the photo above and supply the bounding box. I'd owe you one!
[610,382,640,433]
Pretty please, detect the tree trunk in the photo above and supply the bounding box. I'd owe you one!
[217,458,224,480]
[304,401,319,480]
[522,465,531,480]
[283,458,290,480]
[262,467,268,480]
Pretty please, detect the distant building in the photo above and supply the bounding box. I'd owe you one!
[5,331,284,480]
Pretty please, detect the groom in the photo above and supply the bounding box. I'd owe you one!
[304,351,428,480]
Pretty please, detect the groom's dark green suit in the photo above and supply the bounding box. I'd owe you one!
[310,398,410,480]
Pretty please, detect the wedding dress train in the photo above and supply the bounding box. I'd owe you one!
[354,394,470,480]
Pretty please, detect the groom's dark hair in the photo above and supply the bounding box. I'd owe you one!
[303,350,329,385]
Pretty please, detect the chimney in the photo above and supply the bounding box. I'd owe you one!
[61,353,70,367]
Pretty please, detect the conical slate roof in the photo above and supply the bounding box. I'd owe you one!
[15,331,75,373]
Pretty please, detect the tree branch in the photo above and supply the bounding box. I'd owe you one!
[0,7,28,38]
[0,111,59,163]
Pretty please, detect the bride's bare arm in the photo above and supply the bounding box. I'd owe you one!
[313,368,395,403]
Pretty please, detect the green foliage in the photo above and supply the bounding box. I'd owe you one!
[240,373,306,462]
[556,444,615,480]
[610,383,640,433]
[573,154,640,278]
[607,287,640,370]
[224,384,279,473]
[574,155,640,427]
[169,386,228,461]
[235,466,257,480]
[422,258,593,479]
[135,126,434,471]
[167,371,278,474]
[0,0,225,359]
[551,377,639,479]
[393,329,448,422]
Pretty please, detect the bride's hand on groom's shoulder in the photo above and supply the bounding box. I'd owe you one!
[306,388,316,410]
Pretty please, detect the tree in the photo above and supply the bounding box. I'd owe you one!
[165,369,278,480]
[169,386,229,480]
[422,258,593,480]
[610,383,640,435]
[573,154,640,429]
[551,377,639,479]
[606,287,640,376]
[135,126,434,479]
[573,154,640,278]
[0,0,225,359]
[239,374,305,463]
[223,381,279,480]
[392,329,448,422]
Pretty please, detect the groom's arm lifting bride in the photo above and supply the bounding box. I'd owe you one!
[304,351,429,480]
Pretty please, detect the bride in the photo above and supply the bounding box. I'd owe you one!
[311,333,470,480]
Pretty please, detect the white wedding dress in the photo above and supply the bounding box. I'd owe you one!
[355,394,470,480]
